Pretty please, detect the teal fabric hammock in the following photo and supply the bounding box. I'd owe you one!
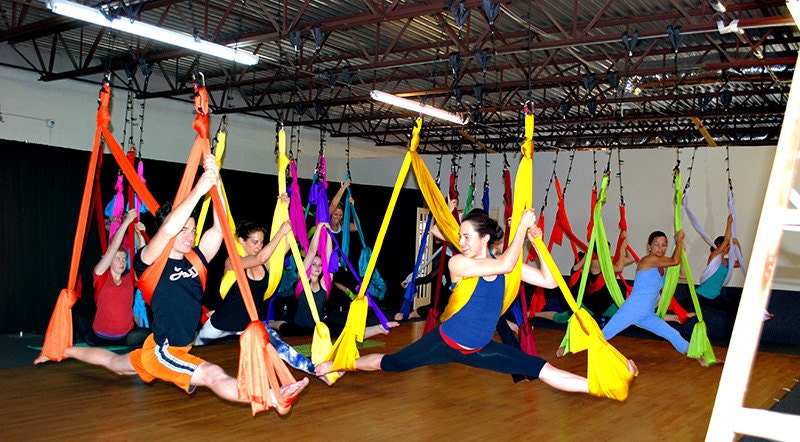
[341,172,387,300]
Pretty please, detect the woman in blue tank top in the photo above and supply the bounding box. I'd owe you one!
[316,208,636,397]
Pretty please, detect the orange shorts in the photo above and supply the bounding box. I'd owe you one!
[129,334,205,394]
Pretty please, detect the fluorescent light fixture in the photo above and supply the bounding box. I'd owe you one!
[47,0,259,66]
[370,90,466,125]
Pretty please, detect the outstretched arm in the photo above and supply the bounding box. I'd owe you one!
[328,179,350,215]
[258,220,292,272]
[94,209,137,275]
[141,154,219,264]
[430,197,459,243]
[197,167,226,262]
[572,254,587,272]
[304,222,331,269]
[226,220,293,273]
[613,232,634,272]
[708,214,733,264]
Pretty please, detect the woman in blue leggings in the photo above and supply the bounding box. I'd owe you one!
[601,230,698,361]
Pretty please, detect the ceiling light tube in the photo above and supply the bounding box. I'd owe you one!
[370,90,466,125]
[47,0,259,66]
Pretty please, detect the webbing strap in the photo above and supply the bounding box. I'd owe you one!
[423,242,449,335]
[399,215,434,319]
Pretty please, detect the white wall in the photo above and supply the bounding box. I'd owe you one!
[2,54,798,291]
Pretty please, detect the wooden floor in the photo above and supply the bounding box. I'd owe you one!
[2,322,798,441]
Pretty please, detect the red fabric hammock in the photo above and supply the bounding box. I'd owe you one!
[423,168,460,334]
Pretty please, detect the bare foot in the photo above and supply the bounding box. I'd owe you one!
[268,320,286,330]
[315,361,334,376]
[318,370,346,386]
[696,357,707,367]
[534,311,557,321]
[506,319,519,335]
[394,310,420,321]
[364,321,399,339]
[555,346,566,358]
[271,377,309,415]
[663,314,680,323]
[627,359,638,376]
[33,353,52,365]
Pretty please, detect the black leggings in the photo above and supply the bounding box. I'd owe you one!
[74,311,149,347]
[381,326,547,378]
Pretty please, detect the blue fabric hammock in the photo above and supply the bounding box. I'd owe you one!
[399,213,434,319]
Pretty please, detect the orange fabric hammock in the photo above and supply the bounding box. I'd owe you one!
[42,78,295,415]
[179,82,297,415]
[39,79,160,362]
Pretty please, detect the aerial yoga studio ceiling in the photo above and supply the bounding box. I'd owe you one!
[0,0,797,154]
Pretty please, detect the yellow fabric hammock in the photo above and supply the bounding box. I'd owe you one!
[275,128,339,381]
[529,175,636,399]
[324,117,466,371]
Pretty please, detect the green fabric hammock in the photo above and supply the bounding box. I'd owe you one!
[561,174,626,354]
[656,170,717,365]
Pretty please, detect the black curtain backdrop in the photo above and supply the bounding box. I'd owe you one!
[0,139,425,334]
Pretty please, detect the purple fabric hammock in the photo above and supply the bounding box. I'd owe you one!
[325,226,390,329]
[289,160,310,254]
[296,157,334,298]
